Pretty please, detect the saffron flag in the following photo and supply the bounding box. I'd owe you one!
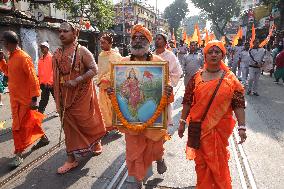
[259,24,275,47]
[250,24,255,48]
[239,26,243,39]
[232,35,238,47]
[196,24,202,45]
[204,29,209,45]
[232,27,243,46]
[182,29,187,41]
[186,35,191,45]
[191,30,198,42]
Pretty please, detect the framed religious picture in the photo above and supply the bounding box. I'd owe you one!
[110,61,169,131]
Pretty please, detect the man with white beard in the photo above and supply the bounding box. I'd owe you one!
[107,25,173,189]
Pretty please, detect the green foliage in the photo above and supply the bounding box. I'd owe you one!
[182,15,207,34]
[262,0,280,6]
[191,0,241,37]
[141,80,162,104]
[53,0,115,31]
[163,0,189,36]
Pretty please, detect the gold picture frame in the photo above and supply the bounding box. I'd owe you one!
[111,61,169,130]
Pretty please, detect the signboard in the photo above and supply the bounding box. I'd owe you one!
[34,9,45,21]
[0,0,13,10]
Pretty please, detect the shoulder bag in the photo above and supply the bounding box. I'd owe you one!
[187,71,226,149]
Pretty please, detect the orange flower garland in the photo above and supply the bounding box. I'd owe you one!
[110,93,168,132]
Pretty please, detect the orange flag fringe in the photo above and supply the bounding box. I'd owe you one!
[192,24,199,42]
[196,24,202,45]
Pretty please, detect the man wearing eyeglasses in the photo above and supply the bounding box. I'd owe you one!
[107,25,174,189]
[0,31,50,167]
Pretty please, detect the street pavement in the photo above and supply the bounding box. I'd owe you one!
[0,74,283,189]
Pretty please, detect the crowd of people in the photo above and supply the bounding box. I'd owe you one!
[0,22,283,189]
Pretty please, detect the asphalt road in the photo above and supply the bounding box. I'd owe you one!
[0,74,283,189]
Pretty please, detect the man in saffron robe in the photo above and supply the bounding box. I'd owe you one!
[178,40,247,189]
[98,33,122,131]
[108,25,173,189]
[53,22,106,174]
[0,31,49,167]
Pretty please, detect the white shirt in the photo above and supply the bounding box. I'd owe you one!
[178,44,188,54]
[155,49,183,127]
[248,48,266,66]
[155,49,183,87]
[232,46,243,62]
[240,50,250,68]
[183,52,204,86]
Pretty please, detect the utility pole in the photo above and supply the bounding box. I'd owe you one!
[156,0,157,16]
[122,0,126,45]
[156,0,158,34]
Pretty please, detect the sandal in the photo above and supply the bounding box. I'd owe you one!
[57,161,78,174]
[93,142,102,156]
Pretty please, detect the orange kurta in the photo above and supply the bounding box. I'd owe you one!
[38,52,53,85]
[183,70,244,189]
[53,44,106,155]
[98,50,122,130]
[118,55,168,181]
[0,49,44,154]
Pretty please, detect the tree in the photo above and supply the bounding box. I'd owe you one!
[182,15,207,34]
[191,0,241,40]
[54,0,115,31]
[263,0,284,30]
[163,0,188,36]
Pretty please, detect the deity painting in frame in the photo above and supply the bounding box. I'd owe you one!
[111,61,169,129]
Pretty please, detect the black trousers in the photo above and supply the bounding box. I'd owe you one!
[38,84,55,113]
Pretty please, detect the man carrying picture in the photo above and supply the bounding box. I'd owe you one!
[108,24,173,189]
